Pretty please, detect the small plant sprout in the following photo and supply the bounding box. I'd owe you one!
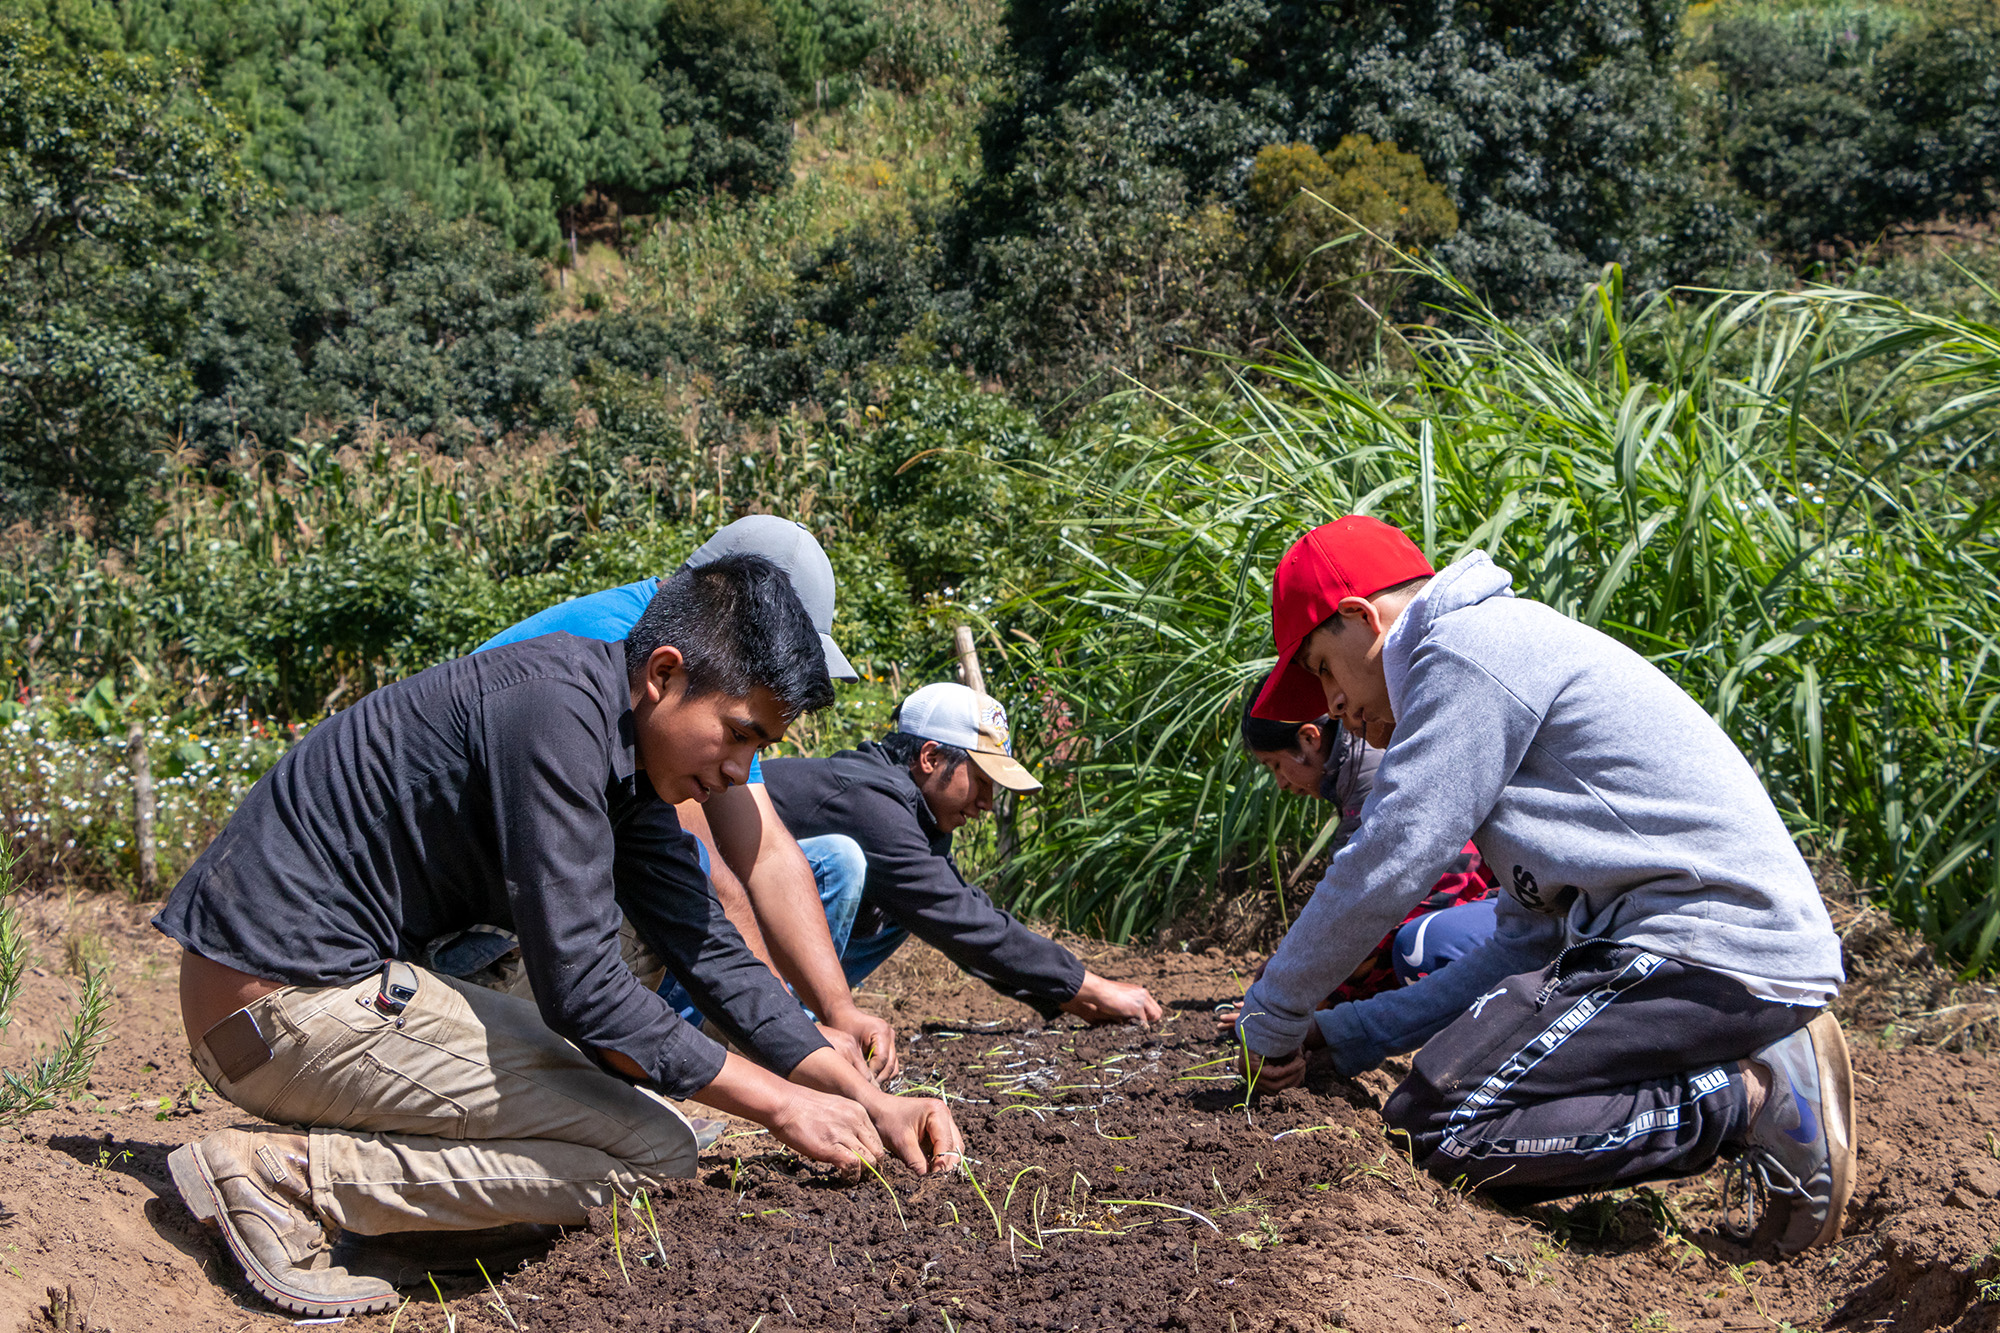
[1004,1165,1045,1211]
[1069,1171,1091,1204]
[962,1161,1004,1239]
[610,1192,631,1286]
[387,1295,414,1333]
[427,1272,458,1333]
[476,1259,520,1331]
[859,1156,908,1233]
[1234,1018,1264,1127]
[634,1188,670,1267]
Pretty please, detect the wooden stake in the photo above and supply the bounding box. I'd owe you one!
[951,626,986,696]
[128,719,157,898]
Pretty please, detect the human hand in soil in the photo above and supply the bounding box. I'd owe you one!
[818,1023,878,1084]
[686,1051,886,1178]
[824,1006,899,1081]
[1059,971,1165,1026]
[857,1086,964,1174]
[1236,1044,1308,1092]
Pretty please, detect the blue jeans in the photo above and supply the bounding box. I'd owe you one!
[658,834,904,1025]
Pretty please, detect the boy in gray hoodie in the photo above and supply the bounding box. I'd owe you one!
[1235,517,1854,1253]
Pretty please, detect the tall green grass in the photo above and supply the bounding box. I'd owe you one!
[993,265,2000,970]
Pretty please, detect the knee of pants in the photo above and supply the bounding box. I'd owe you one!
[801,834,868,911]
[624,1093,703,1180]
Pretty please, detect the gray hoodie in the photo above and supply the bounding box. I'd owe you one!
[1238,551,1843,1068]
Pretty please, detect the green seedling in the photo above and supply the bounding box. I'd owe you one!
[1093,1118,1134,1141]
[610,1192,631,1286]
[1069,1171,1091,1203]
[859,1156,908,1233]
[1629,1311,1671,1332]
[476,1258,520,1331]
[386,1295,414,1333]
[634,1188,670,1267]
[1004,1165,1045,1211]
[427,1272,457,1333]
[940,1201,961,1227]
[962,1161,1003,1239]
[1270,1124,1330,1141]
[746,1318,764,1333]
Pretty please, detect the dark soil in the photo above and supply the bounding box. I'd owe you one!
[4,903,1999,1333]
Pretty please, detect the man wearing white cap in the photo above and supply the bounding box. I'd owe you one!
[475,516,901,1078]
[757,683,1164,1024]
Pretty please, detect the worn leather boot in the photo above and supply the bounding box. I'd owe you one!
[170,1128,399,1316]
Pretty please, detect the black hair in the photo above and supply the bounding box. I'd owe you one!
[1312,574,1433,637]
[625,553,835,720]
[878,728,971,777]
[1240,686,1309,754]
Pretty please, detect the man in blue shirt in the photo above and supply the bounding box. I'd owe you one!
[479,517,901,1076]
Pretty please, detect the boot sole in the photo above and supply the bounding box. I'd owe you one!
[169,1143,401,1317]
[1802,1010,1857,1251]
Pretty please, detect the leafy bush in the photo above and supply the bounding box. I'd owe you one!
[185,203,571,451]
[1698,1,2000,251]
[1244,137,1458,359]
[975,0,1690,312]
[0,21,261,519]
[47,0,799,255]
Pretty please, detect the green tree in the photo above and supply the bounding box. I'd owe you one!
[974,0,1688,310]
[183,202,570,451]
[46,0,796,255]
[1245,136,1458,357]
[0,21,262,518]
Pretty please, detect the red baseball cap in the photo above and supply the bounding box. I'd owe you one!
[1251,517,1434,720]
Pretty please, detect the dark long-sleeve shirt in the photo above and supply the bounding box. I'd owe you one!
[153,633,827,1098]
[761,744,1085,1015]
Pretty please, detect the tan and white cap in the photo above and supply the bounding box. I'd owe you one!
[895,682,1042,793]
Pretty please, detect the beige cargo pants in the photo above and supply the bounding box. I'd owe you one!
[191,938,697,1236]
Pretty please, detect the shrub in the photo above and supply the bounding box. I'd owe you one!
[0,21,261,519]
[1244,137,1458,359]
[183,203,571,452]
[997,264,2000,969]
[976,0,1689,312]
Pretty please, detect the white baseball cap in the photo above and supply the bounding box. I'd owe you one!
[681,515,858,682]
[895,682,1042,793]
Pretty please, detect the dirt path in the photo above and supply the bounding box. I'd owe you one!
[2,900,1997,1333]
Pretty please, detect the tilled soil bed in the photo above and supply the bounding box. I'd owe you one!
[3,901,1999,1333]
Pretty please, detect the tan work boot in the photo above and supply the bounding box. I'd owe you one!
[170,1128,398,1316]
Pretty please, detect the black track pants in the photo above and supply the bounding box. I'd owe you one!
[1382,941,1818,1205]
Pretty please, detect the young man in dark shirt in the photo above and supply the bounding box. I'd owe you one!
[759,682,1163,1024]
[157,556,962,1318]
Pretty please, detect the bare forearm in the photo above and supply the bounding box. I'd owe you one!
[676,799,776,968]
[693,1050,817,1124]
[788,1045,880,1103]
[705,786,857,1021]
